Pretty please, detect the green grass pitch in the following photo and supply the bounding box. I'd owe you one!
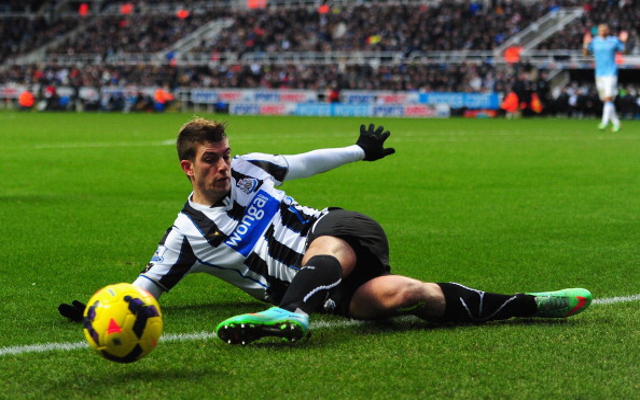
[1,112,639,399]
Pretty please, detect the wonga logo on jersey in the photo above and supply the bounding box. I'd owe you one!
[225,190,279,256]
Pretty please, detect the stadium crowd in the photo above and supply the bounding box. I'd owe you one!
[3,0,591,65]
[191,1,562,54]
[1,0,639,118]
[0,61,500,92]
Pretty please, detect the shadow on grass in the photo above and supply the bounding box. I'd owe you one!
[54,300,586,350]
[162,300,263,317]
[344,315,581,336]
[47,362,232,399]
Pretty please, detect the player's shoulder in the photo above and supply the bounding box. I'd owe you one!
[234,152,283,163]
[233,152,288,181]
[592,36,607,44]
[606,35,623,44]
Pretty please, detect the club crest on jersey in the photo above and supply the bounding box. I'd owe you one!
[225,190,279,256]
[236,178,259,194]
[150,247,166,263]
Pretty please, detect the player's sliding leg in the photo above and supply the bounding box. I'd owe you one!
[216,268,593,344]
[435,283,592,321]
[350,278,537,322]
[525,288,592,318]
[434,282,537,322]
[215,307,309,346]
[349,277,591,322]
[215,255,343,345]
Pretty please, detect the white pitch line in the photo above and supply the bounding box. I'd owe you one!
[31,139,176,149]
[0,139,175,151]
[0,341,88,356]
[592,294,640,305]
[1,293,639,357]
[3,129,637,151]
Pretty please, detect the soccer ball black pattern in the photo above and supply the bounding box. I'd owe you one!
[83,283,163,363]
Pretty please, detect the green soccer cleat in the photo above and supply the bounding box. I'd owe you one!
[527,288,592,318]
[611,124,621,133]
[598,122,607,131]
[215,307,309,345]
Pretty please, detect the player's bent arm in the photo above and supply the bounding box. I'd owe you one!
[133,275,165,299]
[582,32,592,57]
[133,224,199,300]
[283,145,365,181]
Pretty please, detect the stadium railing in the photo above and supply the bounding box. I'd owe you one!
[29,50,640,70]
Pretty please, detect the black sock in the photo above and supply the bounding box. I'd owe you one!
[280,255,343,315]
[437,282,537,322]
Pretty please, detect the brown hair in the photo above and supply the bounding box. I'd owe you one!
[176,118,228,161]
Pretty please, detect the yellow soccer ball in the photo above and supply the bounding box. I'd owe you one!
[83,283,162,363]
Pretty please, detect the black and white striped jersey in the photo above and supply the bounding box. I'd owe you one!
[135,152,331,304]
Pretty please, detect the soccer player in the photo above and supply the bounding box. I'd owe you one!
[583,23,628,132]
[59,118,592,345]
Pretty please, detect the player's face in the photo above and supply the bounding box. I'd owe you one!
[598,24,610,37]
[182,139,232,205]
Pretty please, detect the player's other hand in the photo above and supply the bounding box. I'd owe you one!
[356,124,396,161]
[619,30,629,42]
[58,300,86,322]
[583,32,592,45]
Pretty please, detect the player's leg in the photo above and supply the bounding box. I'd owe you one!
[278,209,389,316]
[598,76,621,131]
[607,76,621,131]
[348,275,446,319]
[216,210,388,345]
[349,277,592,322]
[216,235,356,345]
[279,235,356,314]
[349,277,534,322]
[602,96,621,131]
[596,77,610,129]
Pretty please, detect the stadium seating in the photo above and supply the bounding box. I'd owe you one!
[0,0,639,118]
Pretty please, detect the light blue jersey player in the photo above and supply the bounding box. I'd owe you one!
[583,24,627,132]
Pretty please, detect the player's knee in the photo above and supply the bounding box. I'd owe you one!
[350,277,443,319]
[392,281,445,316]
[382,279,427,309]
[303,236,356,275]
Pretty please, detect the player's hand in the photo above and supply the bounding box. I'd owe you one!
[356,124,396,161]
[583,32,592,45]
[58,300,86,322]
[619,30,629,42]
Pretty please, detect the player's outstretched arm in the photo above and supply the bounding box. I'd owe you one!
[283,123,395,181]
[356,124,396,161]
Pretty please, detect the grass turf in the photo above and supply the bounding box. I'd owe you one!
[0,112,639,399]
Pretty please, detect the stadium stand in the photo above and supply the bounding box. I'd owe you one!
[1,0,639,118]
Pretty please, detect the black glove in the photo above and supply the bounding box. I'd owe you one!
[58,300,86,322]
[356,124,396,161]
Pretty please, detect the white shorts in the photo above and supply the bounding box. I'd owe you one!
[595,75,618,100]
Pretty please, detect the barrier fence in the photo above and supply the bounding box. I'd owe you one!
[2,85,504,117]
